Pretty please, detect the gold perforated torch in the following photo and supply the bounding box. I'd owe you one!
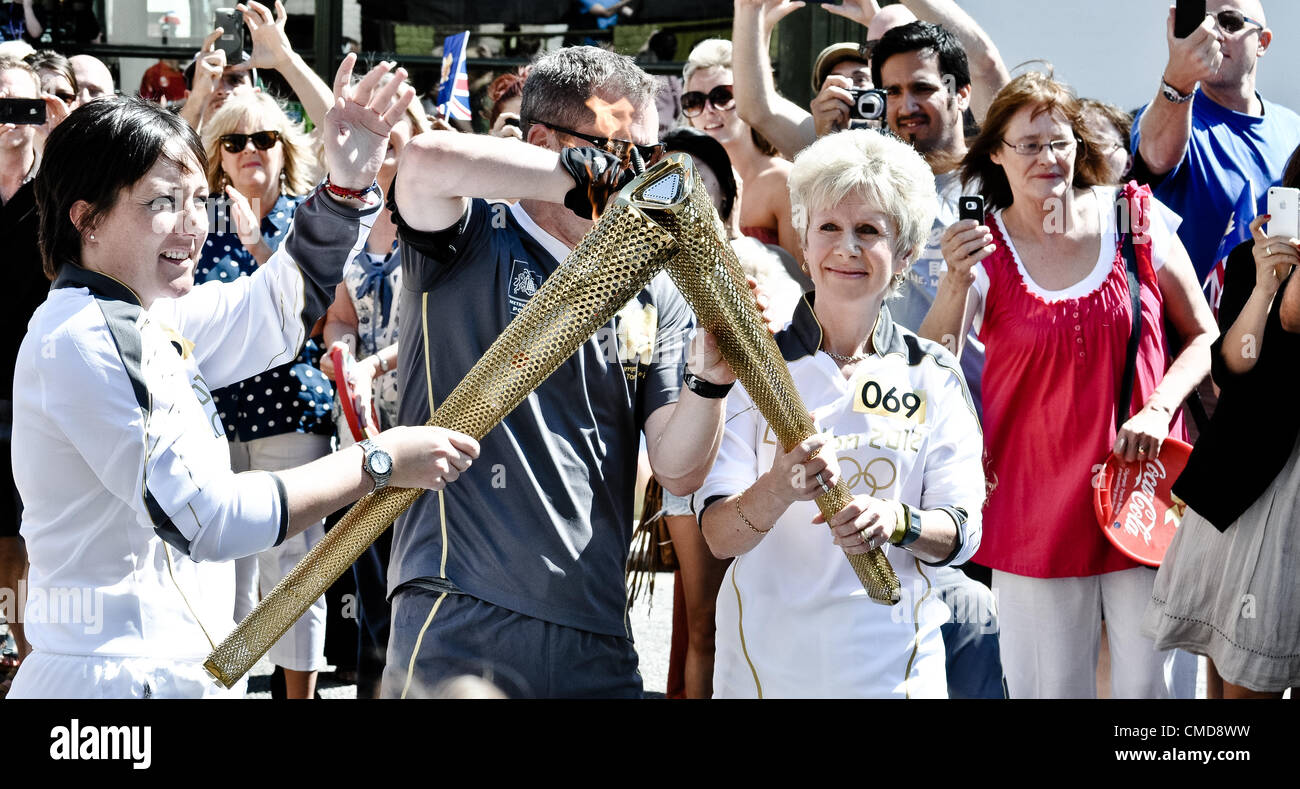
[203,153,898,689]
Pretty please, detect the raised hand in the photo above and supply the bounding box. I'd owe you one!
[239,0,294,71]
[821,0,881,26]
[322,55,415,192]
[1163,7,1222,94]
[736,0,807,36]
[811,74,854,137]
[940,219,995,282]
[1248,214,1299,298]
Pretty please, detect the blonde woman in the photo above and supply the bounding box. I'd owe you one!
[695,129,984,698]
[683,38,802,269]
[197,91,329,698]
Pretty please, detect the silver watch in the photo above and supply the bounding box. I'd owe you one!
[358,439,393,492]
[1160,78,1194,105]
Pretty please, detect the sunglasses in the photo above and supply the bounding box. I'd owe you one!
[680,85,736,118]
[219,130,282,154]
[1209,9,1263,34]
[533,121,666,165]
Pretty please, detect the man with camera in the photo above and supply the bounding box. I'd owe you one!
[1133,1,1300,291]
[731,0,1007,160]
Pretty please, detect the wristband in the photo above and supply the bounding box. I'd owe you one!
[684,371,734,399]
[323,176,381,202]
[891,501,922,547]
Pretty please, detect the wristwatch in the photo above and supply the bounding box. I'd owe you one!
[358,439,393,492]
[683,371,734,399]
[1160,77,1195,105]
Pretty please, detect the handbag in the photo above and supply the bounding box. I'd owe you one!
[626,477,679,606]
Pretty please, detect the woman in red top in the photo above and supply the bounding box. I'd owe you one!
[920,71,1216,698]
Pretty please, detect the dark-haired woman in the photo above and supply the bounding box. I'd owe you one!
[1143,148,1300,699]
[920,71,1217,698]
[7,58,480,698]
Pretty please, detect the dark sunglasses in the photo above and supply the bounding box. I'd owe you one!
[680,85,735,118]
[1210,9,1263,33]
[533,121,666,165]
[219,130,282,154]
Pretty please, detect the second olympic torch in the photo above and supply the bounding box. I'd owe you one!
[203,153,899,689]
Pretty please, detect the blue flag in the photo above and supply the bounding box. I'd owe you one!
[436,31,472,121]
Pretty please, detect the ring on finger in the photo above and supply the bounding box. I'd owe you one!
[815,471,831,495]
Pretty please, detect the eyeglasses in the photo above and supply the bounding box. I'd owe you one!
[1209,9,1264,34]
[680,85,736,118]
[532,121,666,165]
[1001,138,1078,157]
[219,130,282,154]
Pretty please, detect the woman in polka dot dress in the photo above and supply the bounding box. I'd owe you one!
[197,90,332,698]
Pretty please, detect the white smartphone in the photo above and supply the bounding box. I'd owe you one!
[1267,186,1300,239]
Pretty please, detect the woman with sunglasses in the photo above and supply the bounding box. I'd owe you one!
[682,39,804,274]
[920,71,1217,699]
[197,90,331,699]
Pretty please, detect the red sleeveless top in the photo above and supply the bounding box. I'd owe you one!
[974,184,1187,578]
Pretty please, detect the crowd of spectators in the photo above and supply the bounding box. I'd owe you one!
[2,0,1298,700]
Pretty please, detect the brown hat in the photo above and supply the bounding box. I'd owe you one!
[812,42,867,92]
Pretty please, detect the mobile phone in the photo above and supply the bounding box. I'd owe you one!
[1174,0,1206,38]
[959,195,985,223]
[1267,187,1300,239]
[0,98,46,125]
[213,8,245,59]
[848,88,887,121]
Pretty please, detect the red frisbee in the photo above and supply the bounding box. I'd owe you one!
[330,345,380,443]
[1093,438,1192,567]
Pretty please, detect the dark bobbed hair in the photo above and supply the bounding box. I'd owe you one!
[36,96,205,280]
[960,70,1108,212]
[870,21,971,93]
[662,127,736,222]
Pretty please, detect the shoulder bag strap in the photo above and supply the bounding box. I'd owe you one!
[1117,201,1142,428]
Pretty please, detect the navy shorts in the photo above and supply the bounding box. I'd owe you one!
[381,583,643,699]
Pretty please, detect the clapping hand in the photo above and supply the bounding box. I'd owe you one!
[322,55,415,192]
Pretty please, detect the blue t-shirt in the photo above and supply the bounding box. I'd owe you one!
[195,193,334,441]
[1131,89,1300,282]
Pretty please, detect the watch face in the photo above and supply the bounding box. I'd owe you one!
[369,450,392,475]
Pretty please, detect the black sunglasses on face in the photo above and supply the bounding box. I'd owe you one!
[533,121,667,165]
[1210,9,1263,33]
[680,85,736,118]
[219,130,282,154]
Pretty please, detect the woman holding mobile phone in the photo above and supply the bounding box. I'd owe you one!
[1143,146,1300,699]
[920,71,1217,699]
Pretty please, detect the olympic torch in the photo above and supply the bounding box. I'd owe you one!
[203,153,898,689]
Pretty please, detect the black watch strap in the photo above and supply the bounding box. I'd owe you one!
[683,372,734,399]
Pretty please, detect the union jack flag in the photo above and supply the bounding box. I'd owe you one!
[1204,184,1257,317]
[436,31,472,121]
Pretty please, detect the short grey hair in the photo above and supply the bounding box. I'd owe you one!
[683,38,731,84]
[519,46,657,135]
[788,129,937,268]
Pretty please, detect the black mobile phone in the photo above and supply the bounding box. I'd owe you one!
[1174,0,1206,38]
[0,98,46,125]
[213,8,245,59]
[959,195,985,223]
[848,88,887,121]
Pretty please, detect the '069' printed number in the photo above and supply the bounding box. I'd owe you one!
[854,379,927,423]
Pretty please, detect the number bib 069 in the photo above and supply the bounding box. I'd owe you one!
[851,375,927,424]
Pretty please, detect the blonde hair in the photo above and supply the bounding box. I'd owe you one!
[202,92,317,196]
[683,38,731,83]
[788,129,937,267]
